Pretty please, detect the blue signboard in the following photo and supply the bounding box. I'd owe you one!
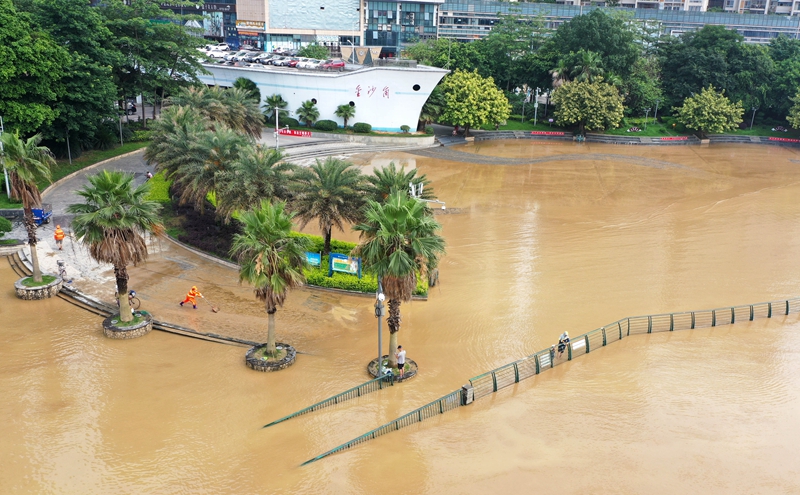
[328,253,362,279]
[306,252,321,267]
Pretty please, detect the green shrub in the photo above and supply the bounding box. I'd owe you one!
[146,171,172,203]
[424,125,434,135]
[353,122,372,133]
[0,217,12,238]
[130,130,153,142]
[281,117,300,128]
[315,119,339,131]
[289,232,355,255]
[400,125,410,133]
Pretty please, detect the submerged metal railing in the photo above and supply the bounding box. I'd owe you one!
[302,296,800,465]
[263,373,394,428]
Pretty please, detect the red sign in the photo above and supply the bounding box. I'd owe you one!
[660,136,688,141]
[769,137,800,143]
[278,129,311,137]
[530,131,565,136]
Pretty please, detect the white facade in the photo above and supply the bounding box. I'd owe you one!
[198,64,448,131]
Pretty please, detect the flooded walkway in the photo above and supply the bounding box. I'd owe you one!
[3,142,800,493]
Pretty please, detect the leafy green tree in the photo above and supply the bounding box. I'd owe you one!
[569,49,605,83]
[215,146,295,223]
[768,37,800,117]
[0,0,69,135]
[334,103,356,128]
[478,12,549,91]
[366,162,435,203]
[551,79,624,135]
[233,77,261,104]
[0,132,55,283]
[418,85,445,131]
[290,157,366,255]
[620,57,663,116]
[230,200,309,356]
[67,170,163,322]
[296,100,320,127]
[298,43,329,60]
[786,90,800,129]
[440,69,510,136]
[674,85,744,138]
[403,38,487,74]
[263,94,289,124]
[352,192,446,368]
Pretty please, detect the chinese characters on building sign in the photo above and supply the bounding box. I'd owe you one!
[355,85,390,98]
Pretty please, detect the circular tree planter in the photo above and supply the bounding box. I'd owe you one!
[14,275,63,300]
[102,312,153,339]
[367,355,418,382]
[245,343,297,372]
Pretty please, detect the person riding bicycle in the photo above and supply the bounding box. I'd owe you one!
[115,289,137,314]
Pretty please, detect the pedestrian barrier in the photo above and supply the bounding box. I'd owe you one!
[263,373,394,428]
[301,389,462,465]
[303,296,800,464]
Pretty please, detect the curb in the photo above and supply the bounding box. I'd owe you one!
[41,148,147,199]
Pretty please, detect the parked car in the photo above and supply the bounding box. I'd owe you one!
[275,57,296,67]
[266,56,286,66]
[224,50,250,62]
[297,58,321,69]
[288,57,309,68]
[255,53,275,64]
[243,51,266,63]
[320,59,346,71]
[207,50,228,59]
[206,43,229,51]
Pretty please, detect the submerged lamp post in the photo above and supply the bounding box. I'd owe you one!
[750,106,758,130]
[644,107,651,131]
[375,285,386,375]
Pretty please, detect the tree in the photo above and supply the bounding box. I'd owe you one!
[67,170,163,322]
[144,105,207,179]
[551,79,624,135]
[786,90,800,129]
[296,100,320,127]
[230,200,309,356]
[298,43,329,60]
[674,85,744,138]
[0,132,55,283]
[478,12,549,91]
[418,85,445,131]
[290,157,366,254]
[263,93,288,123]
[367,162,435,203]
[334,103,356,128]
[233,77,261,104]
[165,86,264,139]
[440,69,510,136]
[0,0,69,135]
[620,57,663,116]
[352,192,446,368]
[403,38,487,75]
[570,49,605,83]
[215,146,295,223]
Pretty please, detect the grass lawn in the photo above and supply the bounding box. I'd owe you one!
[20,275,57,287]
[0,193,22,209]
[604,121,685,137]
[37,141,150,190]
[479,116,566,132]
[278,124,431,138]
[710,123,800,138]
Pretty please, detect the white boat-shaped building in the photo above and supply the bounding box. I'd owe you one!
[198,62,449,132]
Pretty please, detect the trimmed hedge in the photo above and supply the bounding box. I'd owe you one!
[425,125,434,135]
[282,117,300,128]
[353,122,372,133]
[146,171,172,203]
[315,119,338,131]
[0,216,12,237]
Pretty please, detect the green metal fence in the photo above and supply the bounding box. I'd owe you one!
[301,389,462,465]
[263,373,393,428]
[301,296,800,464]
[468,297,800,400]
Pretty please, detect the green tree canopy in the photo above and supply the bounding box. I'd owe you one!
[674,85,744,138]
[334,103,356,128]
[298,43,329,60]
[551,78,624,135]
[296,100,320,127]
[440,69,510,135]
[233,77,261,104]
[786,90,800,129]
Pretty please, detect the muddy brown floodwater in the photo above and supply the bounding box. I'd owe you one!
[2,142,800,494]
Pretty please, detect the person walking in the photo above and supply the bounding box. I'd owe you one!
[395,345,406,378]
[54,225,65,250]
[180,286,203,309]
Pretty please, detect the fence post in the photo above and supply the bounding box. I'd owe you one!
[513,363,519,383]
[731,307,735,324]
[568,343,573,360]
[440,399,444,414]
[534,354,540,374]
[768,302,772,318]
[602,327,607,346]
[712,310,716,327]
[691,312,695,329]
[618,321,623,340]
[648,315,652,333]
[750,305,754,321]
[670,314,674,331]
[786,300,790,315]
[492,372,498,392]
[627,318,631,336]
[585,334,590,353]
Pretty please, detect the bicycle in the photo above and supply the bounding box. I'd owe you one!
[115,290,141,310]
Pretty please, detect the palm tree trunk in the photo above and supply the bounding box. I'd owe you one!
[464,124,471,137]
[23,207,42,282]
[116,265,132,322]
[266,308,277,355]
[323,225,332,255]
[386,298,401,367]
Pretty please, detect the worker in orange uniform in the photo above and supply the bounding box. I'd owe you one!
[54,225,65,250]
[180,286,203,309]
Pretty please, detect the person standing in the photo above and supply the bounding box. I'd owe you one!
[556,331,570,359]
[54,225,65,250]
[180,286,203,309]
[395,345,406,378]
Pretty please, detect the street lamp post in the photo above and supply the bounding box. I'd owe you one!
[274,105,280,150]
[644,108,651,131]
[375,284,386,376]
[533,87,541,126]
[653,99,660,123]
[750,106,758,130]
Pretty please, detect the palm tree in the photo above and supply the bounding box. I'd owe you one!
[263,93,288,124]
[571,49,605,83]
[233,77,261,104]
[550,58,571,89]
[67,171,163,322]
[230,200,309,356]
[165,86,263,139]
[366,162,435,203]
[0,132,55,283]
[145,106,207,179]
[352,191,446,368]
[296,100,320,127]
[418,86,445,131]
[290,157,366,255]
[334,103,356,128]
[215,146,296,223]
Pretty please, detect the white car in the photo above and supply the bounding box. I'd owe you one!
[207,50,228,59]
[298,59,322,69]
[206,43,229,52]
[224,50,250,62]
